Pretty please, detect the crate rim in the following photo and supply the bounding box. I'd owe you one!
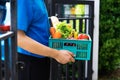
[49,34,92,41]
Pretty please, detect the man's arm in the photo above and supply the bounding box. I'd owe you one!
[17,30,75,64]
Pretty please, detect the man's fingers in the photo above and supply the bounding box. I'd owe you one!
[67,51,75,57]
[70,57,75,62]
[66,50,75,62]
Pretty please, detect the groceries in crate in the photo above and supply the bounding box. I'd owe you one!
[50,16,89,40]
[49,22,89,40]
[49,16,91,60]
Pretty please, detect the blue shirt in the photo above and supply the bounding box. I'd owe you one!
[17,0,50,58]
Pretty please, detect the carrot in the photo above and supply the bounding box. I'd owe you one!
[50,27,56,36]
[52,31,61,39]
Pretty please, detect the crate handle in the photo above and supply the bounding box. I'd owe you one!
[64,43,76,47]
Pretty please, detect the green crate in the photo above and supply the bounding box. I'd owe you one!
[49,37,92,60]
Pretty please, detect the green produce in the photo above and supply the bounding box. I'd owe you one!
[56,22,73,39]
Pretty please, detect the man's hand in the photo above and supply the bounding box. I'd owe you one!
[53,50,75,64]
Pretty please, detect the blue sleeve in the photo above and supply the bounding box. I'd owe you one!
[17,0,32,32]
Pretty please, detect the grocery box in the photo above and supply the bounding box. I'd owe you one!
[49,36,92,60]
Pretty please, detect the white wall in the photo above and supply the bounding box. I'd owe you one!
[85,0,100,79]
[92,0,100,80]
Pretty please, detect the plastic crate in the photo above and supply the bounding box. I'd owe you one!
[49,36,92,60]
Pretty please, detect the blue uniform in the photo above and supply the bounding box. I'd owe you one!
[17,0,50,58]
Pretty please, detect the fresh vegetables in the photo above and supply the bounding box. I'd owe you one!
[50,16,89,40]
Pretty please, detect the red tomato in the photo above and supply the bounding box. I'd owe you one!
[77,33,89,40]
